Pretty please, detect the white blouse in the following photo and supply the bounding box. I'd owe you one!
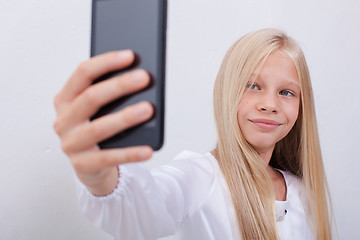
[75,150,314,240]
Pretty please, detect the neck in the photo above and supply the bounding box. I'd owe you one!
[257,150,273,165]
[255,146,274,165]
[255,146,279,180]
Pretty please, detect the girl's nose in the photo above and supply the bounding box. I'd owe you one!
[257,94,279,113]
[260,105,278,113]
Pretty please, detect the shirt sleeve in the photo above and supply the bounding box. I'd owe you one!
[75,150,216,240]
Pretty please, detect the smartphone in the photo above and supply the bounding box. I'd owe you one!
[90,0,167,150]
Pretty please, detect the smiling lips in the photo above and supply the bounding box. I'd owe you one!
[249,118,283,130]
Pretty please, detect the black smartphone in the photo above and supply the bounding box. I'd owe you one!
[90,0,167,150]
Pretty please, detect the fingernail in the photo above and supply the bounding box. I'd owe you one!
[131,70,146,85]
[137,147,152,160]
[137,151,148,160]
[118,50,133,60]
[134,103,151,118]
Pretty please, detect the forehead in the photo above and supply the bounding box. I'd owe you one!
[253,51,300,87]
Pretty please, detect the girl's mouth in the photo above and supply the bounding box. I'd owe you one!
[249,119,283,130]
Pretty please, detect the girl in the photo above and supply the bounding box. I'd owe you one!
[54,29,332,239]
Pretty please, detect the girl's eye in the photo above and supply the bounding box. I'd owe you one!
[279,90,295,97]
[246,83,260,90]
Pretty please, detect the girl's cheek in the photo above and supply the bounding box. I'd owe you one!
[288,102,300,120]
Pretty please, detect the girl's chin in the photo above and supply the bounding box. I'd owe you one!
[246,135,284,151]
[248,142,276,154]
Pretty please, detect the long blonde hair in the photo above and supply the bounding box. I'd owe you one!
[213,28,332,239]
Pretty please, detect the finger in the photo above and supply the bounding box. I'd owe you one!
[72,146,153,174]
[55,69,150,134]
[61,101,154,153]
[55,50,135,111]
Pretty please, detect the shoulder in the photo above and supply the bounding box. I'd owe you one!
[280,171,306,193]
[280,171,303,187]
[279,170,306,197]
[169,150,216,174]
[280,170,310,211]
[152,150,218,216]
[278,171,314,235]
[153,150,217,186]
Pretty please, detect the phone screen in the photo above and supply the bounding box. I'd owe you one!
[91,0,167,150]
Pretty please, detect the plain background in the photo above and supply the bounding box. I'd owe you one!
[1,0,359,239]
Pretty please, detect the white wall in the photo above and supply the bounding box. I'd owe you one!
[1,0,359,239]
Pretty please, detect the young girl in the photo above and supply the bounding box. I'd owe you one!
[54,29,332,239]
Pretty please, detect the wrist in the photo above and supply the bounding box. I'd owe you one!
[79,166,120,197]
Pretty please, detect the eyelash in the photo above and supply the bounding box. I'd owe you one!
[279,90,295,97]
[246,83,260,90]
[246,83,296,97]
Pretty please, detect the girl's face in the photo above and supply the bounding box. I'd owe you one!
[237,51,300,155]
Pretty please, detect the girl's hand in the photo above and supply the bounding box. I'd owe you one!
[53,50,154,196]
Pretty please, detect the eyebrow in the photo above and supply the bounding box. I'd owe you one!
[284,81,301,91]
[250,73,301,91]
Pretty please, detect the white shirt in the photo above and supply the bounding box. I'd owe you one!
[76,150,314,240]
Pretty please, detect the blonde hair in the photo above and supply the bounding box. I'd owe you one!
[213,28,332,239]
